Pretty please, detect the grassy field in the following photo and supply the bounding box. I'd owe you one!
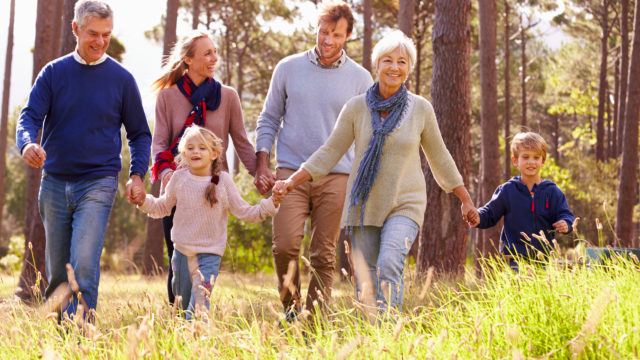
[0,257,638,359]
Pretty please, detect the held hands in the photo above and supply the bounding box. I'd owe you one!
[273,179,293,198]
[255,173,276,195]
[269,178,295,207]
[126,175,146,206]
[254,168,275,195]
[461,202,480,227]
[552,220,569,234]
[21,143,47,168]
[254,152,276,195]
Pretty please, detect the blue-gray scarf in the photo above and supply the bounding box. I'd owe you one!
[349,83,409,228]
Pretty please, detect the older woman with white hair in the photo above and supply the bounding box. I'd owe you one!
[273,30,477,311]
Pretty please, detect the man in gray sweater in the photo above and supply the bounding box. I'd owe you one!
[255,1,372,319]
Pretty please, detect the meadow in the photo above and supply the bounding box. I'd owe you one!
[0,256,638,359]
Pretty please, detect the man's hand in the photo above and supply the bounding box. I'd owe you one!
[126,174,145,206]
[254,151,275,195]
[553,220,569,234]
[21,143,47,168]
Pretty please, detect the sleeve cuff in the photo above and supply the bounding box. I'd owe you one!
[263,197,278,216]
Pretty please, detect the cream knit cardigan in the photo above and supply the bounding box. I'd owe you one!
[301,93,463,228]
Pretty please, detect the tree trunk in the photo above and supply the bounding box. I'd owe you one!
[612,56,619,157]
[616,0,629,156]
[606,83,612,159]
[162,0,179,66]
[399,0,415,90]
[520,14,526,128]
[615,0,640,246]
[51,0,64,58]
[60,0,78,55]
[477,0,501,261]
[418,0,471,275]
[399,0,415,36]
[143,182,164,275]
[504,0,511,180]
[413,0,434,96]
[142,0,181,274]
[362,0,372,72]
[415,39,423,96]
[596,0,609,161]
[223,30,232,84]
[0,0,16,244]
[16,0,60,302]
[551,114,559,161]
[192,0,201,29]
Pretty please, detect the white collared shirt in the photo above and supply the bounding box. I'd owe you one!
[72,50,108,65]
[307,47,347,69]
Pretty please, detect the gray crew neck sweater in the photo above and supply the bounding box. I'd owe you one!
[256,50,373,173]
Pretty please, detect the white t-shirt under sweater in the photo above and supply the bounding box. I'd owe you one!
[139,169,277,257]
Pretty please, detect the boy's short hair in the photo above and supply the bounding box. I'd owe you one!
[510,132,548,161]
[318,1,354,35]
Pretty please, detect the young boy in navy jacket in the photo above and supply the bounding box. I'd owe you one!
[472,132,575,264]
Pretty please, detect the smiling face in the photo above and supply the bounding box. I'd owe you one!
[183,135,218,176]
[376,46,410,97]
[315,17,349,66]
[185,37,218,85]
[73,15,113,63]
[512,149,545,181]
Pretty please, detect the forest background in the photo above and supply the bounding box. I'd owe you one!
[0,0,638,302]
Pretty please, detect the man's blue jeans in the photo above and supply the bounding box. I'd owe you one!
[171,249,221,319]
[350,215,419,311]
[39,173,117,316]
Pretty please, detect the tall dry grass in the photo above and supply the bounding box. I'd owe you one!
[0,254,638,359]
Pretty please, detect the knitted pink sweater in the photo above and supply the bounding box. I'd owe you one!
[139,169,277,256]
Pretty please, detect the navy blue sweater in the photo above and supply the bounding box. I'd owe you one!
[16,54,151,180]
[477,176,575,256]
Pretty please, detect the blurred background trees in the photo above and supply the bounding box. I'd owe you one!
[0,0,638,283]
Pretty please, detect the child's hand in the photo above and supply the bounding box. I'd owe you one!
[552,220,569,233]
[461,202,480,227]
[465,208,480,227]
[271,194,281,208]
[133,185,146,206]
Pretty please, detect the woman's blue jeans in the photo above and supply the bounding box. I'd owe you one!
[171,249,221,319]
[39,173,118,316]
[350,215,419,311]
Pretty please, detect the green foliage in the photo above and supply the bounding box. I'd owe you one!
[102,131,149,271]
[0,235,25,272]
[224,169,274,273]
[3,107,27,236]
[554,134,620,246]
[106,35,126,62]
[545,42,599,118]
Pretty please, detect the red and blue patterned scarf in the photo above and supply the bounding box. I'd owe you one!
[151,75,222,182]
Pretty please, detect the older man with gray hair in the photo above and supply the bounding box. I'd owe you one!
[16,0,151,318]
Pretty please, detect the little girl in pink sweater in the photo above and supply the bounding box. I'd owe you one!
[136,125,278,318]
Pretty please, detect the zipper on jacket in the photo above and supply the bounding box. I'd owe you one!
[545,194,549,209]
[530,191,535,213]
[530,191,537,237]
